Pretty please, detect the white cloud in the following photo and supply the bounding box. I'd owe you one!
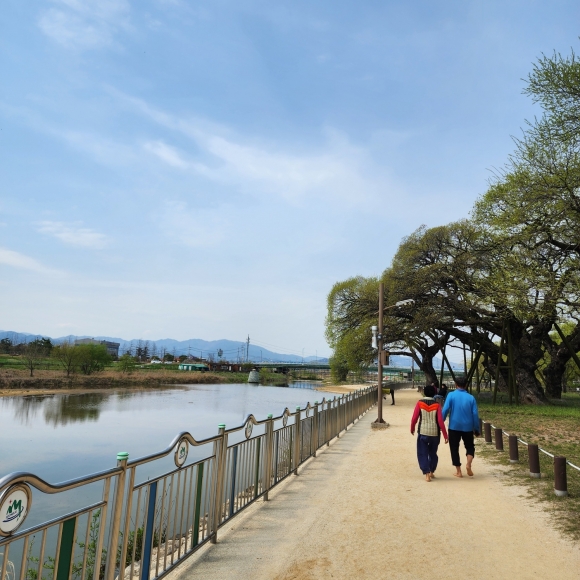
[38,0,130,50]
[118,92,390,207]
[37,221,108,249]
[143,141,189,169]
[0,247,61,275]
[159,202,228,248]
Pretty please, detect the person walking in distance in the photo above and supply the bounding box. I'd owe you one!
[410,385,448,482]
[442,375,480,477]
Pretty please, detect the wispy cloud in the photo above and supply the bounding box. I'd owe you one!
[119,92,389,207]
[36,221,108,249]
[38,0,130,50]
[159,202,229,248]
[0,247,61,275]
[143,141,189,169]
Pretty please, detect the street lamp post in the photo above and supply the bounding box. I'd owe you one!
[371,282,414,427]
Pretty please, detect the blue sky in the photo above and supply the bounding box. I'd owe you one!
[1,1,578,358]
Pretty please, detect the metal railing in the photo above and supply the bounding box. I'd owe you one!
[0,386,376,580]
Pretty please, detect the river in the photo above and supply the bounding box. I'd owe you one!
[0,382,334,529]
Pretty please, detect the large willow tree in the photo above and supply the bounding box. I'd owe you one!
[326,48,580,403]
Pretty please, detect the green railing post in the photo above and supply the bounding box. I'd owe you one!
[211,424,227,544]
[313,402,319,457]
[294,407,301,475]
[264,415,274,501]
[105,451,129,580]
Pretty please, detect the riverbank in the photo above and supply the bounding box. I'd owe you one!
[315,383,369,394]
[0,368,248,395]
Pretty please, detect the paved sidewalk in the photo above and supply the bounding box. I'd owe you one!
[167,390,580,580]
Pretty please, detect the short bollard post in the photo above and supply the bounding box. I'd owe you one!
[484,422,492,443]
[479,418,483,437]
[494,428,504,451]
[528,444,541,478]
[508,435,519,463]
[554,456,568,497]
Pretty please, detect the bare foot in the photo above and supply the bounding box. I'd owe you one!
[429,472,436,479]
[466,466,474,477]
[425,473,431,482]
[453,472,463,478]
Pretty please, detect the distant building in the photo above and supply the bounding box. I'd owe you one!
[74,338,120,358]
[178,363,209,371]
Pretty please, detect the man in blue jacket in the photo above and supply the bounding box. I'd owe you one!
[442,375,480,478]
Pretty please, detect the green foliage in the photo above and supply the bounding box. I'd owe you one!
[117,353,137,374]
[52,343,81,377]
[329,350,349,382]
[325,46,580,403]
[29,338,53,354]
[163,353,174,362]
[76,344,112,375]
[259,368,288,386]
[0,337,12,353]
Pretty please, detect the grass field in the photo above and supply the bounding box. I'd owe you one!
[476,392,580,540]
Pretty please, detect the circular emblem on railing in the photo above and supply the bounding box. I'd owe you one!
[244,420,253,439]
[0,483,32,536]
[174,438,189,468]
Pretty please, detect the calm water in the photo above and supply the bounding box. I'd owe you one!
[0,382,330,527]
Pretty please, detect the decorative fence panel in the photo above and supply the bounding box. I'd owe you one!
[0,386,376,580]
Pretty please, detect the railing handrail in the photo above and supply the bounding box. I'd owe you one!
[0,385,377,580]
[0,386,373,496]
[0,466,120,496]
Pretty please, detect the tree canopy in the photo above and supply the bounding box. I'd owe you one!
[326,47,580,403]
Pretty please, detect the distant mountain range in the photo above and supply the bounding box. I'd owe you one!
[0,331,328,364]
[385,354,464,371]
[0,330,466,369]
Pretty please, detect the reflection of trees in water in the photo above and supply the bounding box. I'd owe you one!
[8,386,187,426]
[43,393,110,426]
[10,395,53,424]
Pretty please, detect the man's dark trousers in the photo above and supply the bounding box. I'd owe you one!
[448,429,475,466]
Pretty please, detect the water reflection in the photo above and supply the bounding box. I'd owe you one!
[0,382,337,530]
[3,383,324,427]
[44,393,106,425]
[9,393,107,425]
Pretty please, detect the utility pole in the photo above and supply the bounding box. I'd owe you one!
[376,282,385,424]
[246,335,250,362]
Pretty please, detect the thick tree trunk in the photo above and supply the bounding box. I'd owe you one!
[543,359,565,399]
[420,356,439,387]
[510,324,548,404]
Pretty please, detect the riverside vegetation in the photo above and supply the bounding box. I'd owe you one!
[0,349,252,391]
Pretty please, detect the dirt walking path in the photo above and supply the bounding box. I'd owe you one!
[168,390,580,580]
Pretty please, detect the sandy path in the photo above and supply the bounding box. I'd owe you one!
[168,390,580,580]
